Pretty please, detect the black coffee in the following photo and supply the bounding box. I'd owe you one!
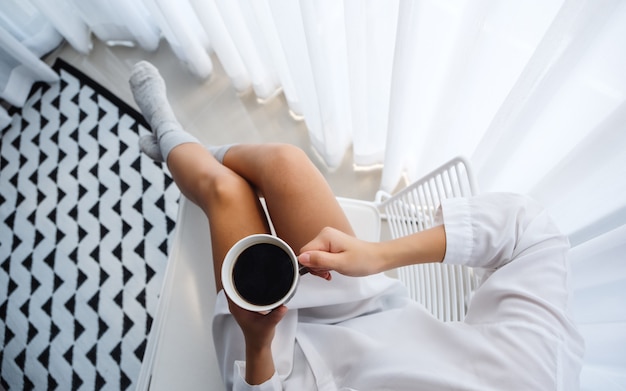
[232,243,295,306]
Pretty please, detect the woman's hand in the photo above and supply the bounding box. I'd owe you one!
[298,225,447,280]
[228,300,287,384]
[298,227,385,279]
[228,300,287,350]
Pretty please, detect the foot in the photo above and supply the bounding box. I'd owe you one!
[129,61,180,139]
[138,134,164,162]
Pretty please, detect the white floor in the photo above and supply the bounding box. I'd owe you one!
[46,40,383,201]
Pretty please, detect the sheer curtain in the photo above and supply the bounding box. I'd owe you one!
[0,1,62,128]
[1,0,624,388]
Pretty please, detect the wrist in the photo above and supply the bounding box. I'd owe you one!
[244,331,275,353]
[377,225,446,270]
[245,344,275,385]
[246,342,272,357]
[376,240,405,272]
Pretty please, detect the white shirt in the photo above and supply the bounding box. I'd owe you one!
[212,193,585,390]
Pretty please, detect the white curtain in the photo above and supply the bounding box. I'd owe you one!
[0,0,62,128]
[1,0,624,388]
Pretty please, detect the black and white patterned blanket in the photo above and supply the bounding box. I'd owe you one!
[0,58,180,390]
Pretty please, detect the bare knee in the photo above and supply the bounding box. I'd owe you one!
[196,169,252,211]
[252,144,324,200]
[263,144,312,179]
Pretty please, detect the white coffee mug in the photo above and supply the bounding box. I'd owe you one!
[221,234,300,313]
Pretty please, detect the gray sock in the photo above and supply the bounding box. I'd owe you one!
[207,144,236,164]
[140,133,236,165]
[130,61,200,161]
[138,134,164,162]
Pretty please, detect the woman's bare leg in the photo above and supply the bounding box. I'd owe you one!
[129,61,274,292]
[129,61,351,290]
[165,143,271,292]
[221,143,355,253]
[165,142,354,291]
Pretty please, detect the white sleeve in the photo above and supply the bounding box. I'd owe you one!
[439,192,567,271]
[440,193,582,339]
[232,361,283,391]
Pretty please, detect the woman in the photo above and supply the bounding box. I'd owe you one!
[130,61,584,390]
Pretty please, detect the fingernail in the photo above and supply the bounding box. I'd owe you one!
[299,253,310,264]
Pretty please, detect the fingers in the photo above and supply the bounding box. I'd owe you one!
[298,235,327,254]
[267,305,288,323]
[305,263,332,280]
[310,270,332,280]
[228,298,288,321]
[299,226,340,253]
[299,251,333,269]
[228,302,287,352]
[298,251,340,280]
[298,228,340,280]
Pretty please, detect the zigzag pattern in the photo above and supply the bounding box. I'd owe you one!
[0,59,180,390]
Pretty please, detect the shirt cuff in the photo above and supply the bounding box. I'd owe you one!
[233,361,282,391]
[438,197,474,267]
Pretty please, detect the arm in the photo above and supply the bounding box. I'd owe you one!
[227,300,287,386]
[244,347,274,385]
[298,225,447,277]
[298,193,565,276]
[299,193,583,390]
[300,193,580,331]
